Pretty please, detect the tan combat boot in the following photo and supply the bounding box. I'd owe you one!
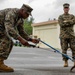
[64,60,68,67]
[0,58,14,72]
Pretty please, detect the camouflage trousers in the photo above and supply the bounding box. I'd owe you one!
[0,31,13,60]
[60,38,75,61]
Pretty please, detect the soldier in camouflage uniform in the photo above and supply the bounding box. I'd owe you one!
[58,3,75,67]
[0,4,39,72]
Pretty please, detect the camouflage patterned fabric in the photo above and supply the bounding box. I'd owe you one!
[58,14,75,60]
[0,8,30,59]
[0,30,13,59]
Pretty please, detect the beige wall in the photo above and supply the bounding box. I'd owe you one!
[32,21,75,49]
[32,21,61,49]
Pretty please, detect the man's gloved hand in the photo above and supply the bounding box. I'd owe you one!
[31,39,39,44]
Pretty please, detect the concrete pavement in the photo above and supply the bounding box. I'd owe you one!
[0,47,75,75]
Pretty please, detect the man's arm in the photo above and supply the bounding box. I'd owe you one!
[68,14,75,25]
[4,11,30,46]
[4,11,19,39]
[17,21,39,43]
[58,15,74,28]
[17,20,32,41]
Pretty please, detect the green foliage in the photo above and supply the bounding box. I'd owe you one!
[24,17,34,35]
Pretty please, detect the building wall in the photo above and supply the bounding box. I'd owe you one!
[32,21,75,49]
[32,22,61,49]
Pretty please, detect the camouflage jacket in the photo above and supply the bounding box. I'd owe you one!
[58,14,75,38]
[0,8,30,40]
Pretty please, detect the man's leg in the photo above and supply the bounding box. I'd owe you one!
[0,35,14,72]
[60,38,68,67]
[70,38,75,66]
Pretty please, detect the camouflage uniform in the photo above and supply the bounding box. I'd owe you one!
[58,14,75,60]
[0,8,30,59]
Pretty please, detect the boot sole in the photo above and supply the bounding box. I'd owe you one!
[0,70,14,72]
[64,65,68,67]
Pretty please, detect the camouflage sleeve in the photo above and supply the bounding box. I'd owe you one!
[68,15,75,25]
[58,15,72,28]
[4,11,19,39]
[17,19,31,41]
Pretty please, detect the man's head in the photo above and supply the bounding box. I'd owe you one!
[19,4,33,19]
[63,3,70,14]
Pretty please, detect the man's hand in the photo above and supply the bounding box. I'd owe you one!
[63,20,72,23]
[17,36,30,46]
[31,39,39,44]
[63,20,69,23]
